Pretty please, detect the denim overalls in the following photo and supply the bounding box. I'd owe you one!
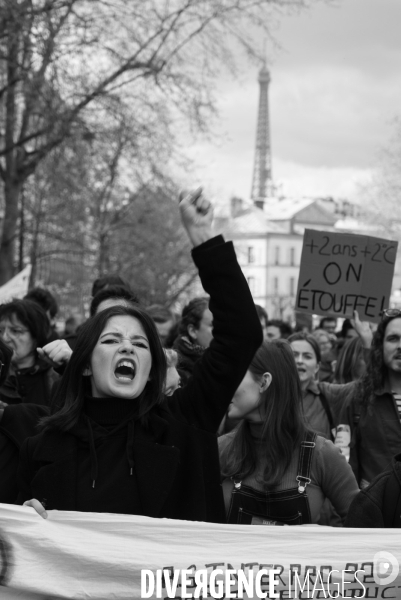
[225,432,317,525]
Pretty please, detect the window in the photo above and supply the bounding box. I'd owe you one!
[273,277,279,293]
[290,247,295,266]
[247,276,256,295]
[247,247,255,264]
[289,277,295,296]
[274,246,280,265]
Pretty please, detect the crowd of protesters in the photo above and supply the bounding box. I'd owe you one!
[0,190,400,529]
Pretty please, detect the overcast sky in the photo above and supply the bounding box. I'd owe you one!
[183,0,401,204]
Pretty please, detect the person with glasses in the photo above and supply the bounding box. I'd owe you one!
[335,309,401,493]
[0,299,58,407]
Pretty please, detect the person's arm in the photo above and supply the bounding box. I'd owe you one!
[179,187,214,248]
[316,438,360,522]
[169,190,263,431]
[319,380,357,428]
[16,434,48,518]
[344,482,386,528]
[351,310,373,349]
[37,339,73,373]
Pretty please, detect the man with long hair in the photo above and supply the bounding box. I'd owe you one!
[337,310,401,490]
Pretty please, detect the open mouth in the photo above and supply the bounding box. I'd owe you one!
[114,359,136,381]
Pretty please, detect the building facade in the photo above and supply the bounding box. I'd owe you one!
[217,197,338,319]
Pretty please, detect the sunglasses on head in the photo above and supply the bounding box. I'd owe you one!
[381,309,401,319]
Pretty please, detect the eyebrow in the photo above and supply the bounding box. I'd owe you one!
[100,331,148,341]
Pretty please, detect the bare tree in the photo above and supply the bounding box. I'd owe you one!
[358,120,401,289]
[0,0,320,283]
[21,115,195,311]
[362,120,401,232]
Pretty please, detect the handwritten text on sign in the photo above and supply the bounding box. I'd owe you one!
[296,230,398,322]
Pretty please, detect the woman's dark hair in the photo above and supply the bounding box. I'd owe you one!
[24,287,58,318]
[147,304,175,324]
[357,315,398,407]
[267,319,293,339]
[333,337,365,384]
[91,275,130,298]
[287,332,321,363]
[178,297,209,336]
[0,299,50,347]
[90,285,139,317]
[41,305,167,432]
[220,339,306,488]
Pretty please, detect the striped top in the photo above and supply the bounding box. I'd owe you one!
[392,392,401,423]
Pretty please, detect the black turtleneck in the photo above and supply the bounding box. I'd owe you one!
[75,397,142,515]
[84,396,139,428]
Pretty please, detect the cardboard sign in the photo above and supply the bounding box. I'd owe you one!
[0,504,401,599]
[296,230,398,322]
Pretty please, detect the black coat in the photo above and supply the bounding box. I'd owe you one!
[0,359,56,406]
[17,236,263,523]
[345,454,401,528]
[0,403,49,503]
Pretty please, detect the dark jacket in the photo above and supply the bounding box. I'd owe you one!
[336,384,401,486]
[345,453,401,527]
[17,236,263,523]
[0,403,49,503]
[0,359,57,406]
[172,335,205,386]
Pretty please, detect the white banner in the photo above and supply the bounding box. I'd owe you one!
[0,265,31,304]
[0,504,400,599]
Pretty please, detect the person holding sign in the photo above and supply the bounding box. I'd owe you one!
[17,189,263,522]
[219,340,358,526]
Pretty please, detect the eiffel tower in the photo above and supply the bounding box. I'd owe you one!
[250,64,275,209]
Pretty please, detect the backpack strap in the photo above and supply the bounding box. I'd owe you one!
[296,431,317,494]
[383,462,401,528]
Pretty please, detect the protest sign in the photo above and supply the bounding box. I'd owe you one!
[296,230,398,322]
[1,504,401,599]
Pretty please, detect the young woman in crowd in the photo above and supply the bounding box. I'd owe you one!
[288,318,371,441]
[288,332,343,440]
[19,189,263,522]
[219,340,359,526]
[0,299,58,407]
